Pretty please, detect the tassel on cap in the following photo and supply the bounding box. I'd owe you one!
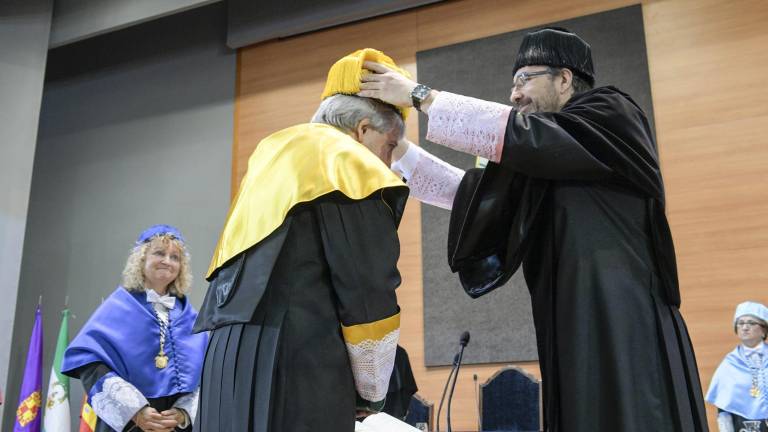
[321,48,412,119]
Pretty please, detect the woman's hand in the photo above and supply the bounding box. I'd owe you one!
[161,408,188,428]
[132,406,178,432]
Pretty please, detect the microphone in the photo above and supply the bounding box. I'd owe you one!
[447,331,469,432]
[460,331,470,347]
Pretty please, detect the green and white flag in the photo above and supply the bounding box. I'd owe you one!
[44,309,70,432]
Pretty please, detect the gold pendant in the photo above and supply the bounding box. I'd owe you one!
[155,354,169,369]
[750,386,760,398]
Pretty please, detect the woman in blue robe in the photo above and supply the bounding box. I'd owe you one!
[62,225,207,432]
[707,301,768,432]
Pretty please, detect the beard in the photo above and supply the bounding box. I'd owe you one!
[515,83,561,114]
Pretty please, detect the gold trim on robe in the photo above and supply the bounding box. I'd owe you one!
[341,311,401,345]
[207,123,407,278]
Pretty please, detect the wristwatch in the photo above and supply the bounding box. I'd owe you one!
[410,84,432,112]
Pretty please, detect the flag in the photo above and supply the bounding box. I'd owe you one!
[44,309,70,432]
[78,395,96,432]
[14,306,43,432]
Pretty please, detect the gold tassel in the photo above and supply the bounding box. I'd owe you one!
[321,48,412,119]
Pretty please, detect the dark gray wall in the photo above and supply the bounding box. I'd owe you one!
[418,5,655,366]
[0,0,53,423]
[50,0,221,48]
[3,3,235,430]
[227,0,443,49]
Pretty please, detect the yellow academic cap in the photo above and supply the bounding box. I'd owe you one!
[321,48,412,119]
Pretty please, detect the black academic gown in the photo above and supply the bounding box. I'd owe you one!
[193,190,407,432]
[448,86,708,431]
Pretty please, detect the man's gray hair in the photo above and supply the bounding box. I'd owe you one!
[311,94,404,138]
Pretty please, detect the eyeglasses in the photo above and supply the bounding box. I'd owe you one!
[512,68,557,90]
[736,320,763,328]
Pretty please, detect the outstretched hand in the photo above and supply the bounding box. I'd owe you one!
[358,61,417,107]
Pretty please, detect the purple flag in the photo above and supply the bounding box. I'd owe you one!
[14,306,43,432]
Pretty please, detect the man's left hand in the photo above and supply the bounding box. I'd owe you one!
[358,61,416,107]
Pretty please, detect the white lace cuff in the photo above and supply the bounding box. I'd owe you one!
[390,143,421,180]
[716,411,734,432]
[404,145,464,210]
[426,91,512,162]
[342,312,400,403]
[89,374,148,431]
[173,388,199,426]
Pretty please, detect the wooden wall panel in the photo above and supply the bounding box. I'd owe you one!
[233,1,768,429]
[645,0,768,428]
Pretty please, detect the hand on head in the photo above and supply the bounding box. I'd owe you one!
[358,61,417,108]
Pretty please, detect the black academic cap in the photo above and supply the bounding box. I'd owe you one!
[512,27,595,86]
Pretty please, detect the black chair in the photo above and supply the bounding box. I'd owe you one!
[480,366,540,432]
[405,393,434,431]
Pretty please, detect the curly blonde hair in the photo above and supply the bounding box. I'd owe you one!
[121,234,192,297]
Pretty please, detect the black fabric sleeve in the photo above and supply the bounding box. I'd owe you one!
[500,88,664,198]
[501,110,614,180]
[315,192,401,326]
[67,361,112,394]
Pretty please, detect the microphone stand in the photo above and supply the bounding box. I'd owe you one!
[446,342,467,432]
[435,353,459,432]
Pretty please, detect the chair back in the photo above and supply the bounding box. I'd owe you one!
[480,366,540,432]
[405,393,434,431]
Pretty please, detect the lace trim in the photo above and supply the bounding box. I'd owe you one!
[426,92,512,162]
[390,144,420,180]
[90,374,148,431]
[345,328,400,402]
[716,412,734,432]
[407,147,464,210]
[173,388,199,426]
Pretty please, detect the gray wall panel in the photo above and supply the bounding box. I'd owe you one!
[50,0,221,48]
[227,0,442,49]
[0,0,53,423]
[418,5,654,366]
[2,3,234,430]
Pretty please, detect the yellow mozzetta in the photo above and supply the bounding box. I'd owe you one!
[207,123,407,278]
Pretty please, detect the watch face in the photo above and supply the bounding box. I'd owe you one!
[414,85,430,101]
[412,85,431,110]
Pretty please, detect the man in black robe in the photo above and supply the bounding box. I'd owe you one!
[360,28,708,431]
[193,49,412,432]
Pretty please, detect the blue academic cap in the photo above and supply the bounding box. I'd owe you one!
[135,224,185,246]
